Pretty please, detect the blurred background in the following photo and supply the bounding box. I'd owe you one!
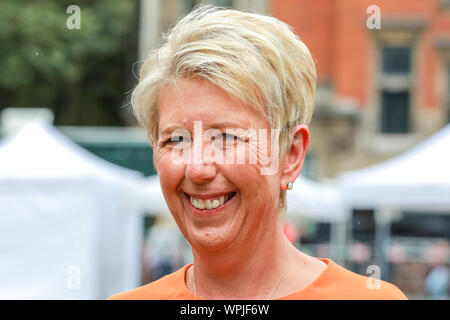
[0,0,449,300]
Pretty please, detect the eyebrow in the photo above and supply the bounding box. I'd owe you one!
[159,121,251,136]
[159,125,187,138]
[209,121,251,130]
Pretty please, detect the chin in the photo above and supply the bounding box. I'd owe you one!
[185,224,239,253]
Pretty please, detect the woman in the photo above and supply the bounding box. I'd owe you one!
[109,5,407,300]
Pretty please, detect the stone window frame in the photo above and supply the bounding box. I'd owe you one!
[367,19,427,153]
[379,48,412,134]
[435,38,450,124]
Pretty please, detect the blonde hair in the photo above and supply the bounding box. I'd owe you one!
[131,5,316,210]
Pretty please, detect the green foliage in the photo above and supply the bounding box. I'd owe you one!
[0,0,138,125]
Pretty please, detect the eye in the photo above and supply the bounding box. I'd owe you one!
[161,135,190,146]
[172,135,185,143]
[223,133,238,141]
[217,133,247,149]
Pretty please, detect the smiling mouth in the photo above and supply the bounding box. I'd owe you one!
[184,192,237,210]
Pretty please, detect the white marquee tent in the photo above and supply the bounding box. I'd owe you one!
[287,176,347,222]
[0,122,143,299]
[338,124,450,210]
[338,124,450,273]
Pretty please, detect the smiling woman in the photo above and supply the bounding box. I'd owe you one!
[108,5,407,300]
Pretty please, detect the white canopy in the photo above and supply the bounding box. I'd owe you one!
[0,122,140,182]
[287,176,347,222]
[338,125,450,209]
[0,122,143,299]
[133,175,171,215]
[137,174,347,222]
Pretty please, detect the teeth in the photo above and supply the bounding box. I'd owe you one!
[189,194,232,210]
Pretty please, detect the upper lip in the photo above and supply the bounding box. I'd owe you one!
[183,191,235,199]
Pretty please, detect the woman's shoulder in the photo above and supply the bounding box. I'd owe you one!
[318,259,408,300]
[107,264,193,300]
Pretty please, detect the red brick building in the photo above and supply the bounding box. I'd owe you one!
[271,0,450,178]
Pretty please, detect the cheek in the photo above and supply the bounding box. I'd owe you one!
[222,163,278,203]
[154,148,186,193]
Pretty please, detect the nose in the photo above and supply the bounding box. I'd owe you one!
[186,162,217,184]
[185,139,217,184]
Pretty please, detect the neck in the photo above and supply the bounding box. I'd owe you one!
[190,223,291,299]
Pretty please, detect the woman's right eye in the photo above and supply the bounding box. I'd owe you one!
[164,136,189,145]
[160,136,187,146]
[171,136,185,143]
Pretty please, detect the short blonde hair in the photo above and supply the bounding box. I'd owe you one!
[132,5,316,210]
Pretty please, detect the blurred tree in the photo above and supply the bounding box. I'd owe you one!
[0,0,139,126]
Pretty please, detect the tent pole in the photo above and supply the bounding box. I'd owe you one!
[374,206,392,282]
[330,216,347,265]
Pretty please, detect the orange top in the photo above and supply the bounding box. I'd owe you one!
[108,258,408,300]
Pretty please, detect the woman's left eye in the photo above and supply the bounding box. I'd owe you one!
[223,133,237,141]
[218,133,244,142]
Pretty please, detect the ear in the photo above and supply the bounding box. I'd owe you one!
[280,125,310,190]
[150,138,154,149]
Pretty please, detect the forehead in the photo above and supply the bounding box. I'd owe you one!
[157,78,268,131]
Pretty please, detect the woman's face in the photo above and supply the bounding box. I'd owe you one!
[154,78,283,252]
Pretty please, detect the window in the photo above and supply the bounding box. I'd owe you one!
[381,91,410,133]
[382,47,411,74]
[380,46,412,134]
